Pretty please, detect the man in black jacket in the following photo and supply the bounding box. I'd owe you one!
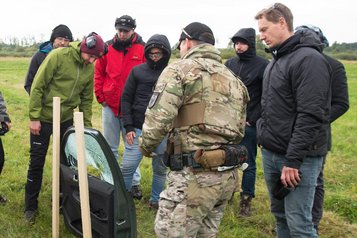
[24,24,73,94]
[295,25,349,233]
[225,28,268,216]
[121,34,171,209]
[255,3,331,237]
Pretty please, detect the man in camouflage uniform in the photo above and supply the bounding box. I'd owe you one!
[139,22,249,237]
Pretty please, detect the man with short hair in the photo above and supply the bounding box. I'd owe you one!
[225,28,268,216]
[24,32,107,224]
[94,15,145,199]
[24,24,73,94]
[139,22,248,237]
[255,3,332,237]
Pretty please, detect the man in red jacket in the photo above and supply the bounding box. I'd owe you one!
[94,15,145,199]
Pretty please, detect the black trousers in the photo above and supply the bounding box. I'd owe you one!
[0,138,4,175]
[24,120,72,211]
[312,156,326,227]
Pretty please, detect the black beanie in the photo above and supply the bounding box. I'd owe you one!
[50,24,73,43]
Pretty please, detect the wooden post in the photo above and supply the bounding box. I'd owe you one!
[74,112,92,238]
[52,97,60,238]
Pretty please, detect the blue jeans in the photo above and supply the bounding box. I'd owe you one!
[121,128,167,202]
[262,148,323,238]
[239,125,257,197]
[102,105,141,185]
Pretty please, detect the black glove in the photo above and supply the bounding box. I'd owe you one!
[220,144,248,167]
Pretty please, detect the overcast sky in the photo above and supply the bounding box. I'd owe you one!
[1,0,355,48]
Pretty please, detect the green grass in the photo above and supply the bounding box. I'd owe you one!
[0,57,356,237]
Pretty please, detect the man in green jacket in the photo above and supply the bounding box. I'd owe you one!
[24,32,107,224]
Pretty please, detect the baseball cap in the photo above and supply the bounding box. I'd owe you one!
[115,15,136,31]
[174,22,215,50]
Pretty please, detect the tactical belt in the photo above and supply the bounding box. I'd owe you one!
[169,152,203,169]
[168,152,236,172]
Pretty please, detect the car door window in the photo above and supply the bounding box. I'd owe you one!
[64,133,114,184]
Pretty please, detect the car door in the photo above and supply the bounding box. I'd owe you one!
[60,127,136,238]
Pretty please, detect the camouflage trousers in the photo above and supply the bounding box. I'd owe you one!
[154,167,237,238]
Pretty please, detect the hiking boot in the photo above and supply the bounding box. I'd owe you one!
[0,195,7,204]
[131,185,143,200]
[238,195,252,217]
[148,201,159,210]
[24,210,37,225]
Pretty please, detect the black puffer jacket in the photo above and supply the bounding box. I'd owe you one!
[24,41,53,94]
[225,28,269,125]
[121,34,171,132]
[256,30,332,169]
[324,54,349,149]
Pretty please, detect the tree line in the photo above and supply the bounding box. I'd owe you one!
[1,37,356,60]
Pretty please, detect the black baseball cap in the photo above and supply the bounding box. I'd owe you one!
[174,22,215,50]
[115,15,136,31]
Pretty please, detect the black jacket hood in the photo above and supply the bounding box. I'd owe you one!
[144,34,171,70]
[267,29,324,60]
[231,28,256,60]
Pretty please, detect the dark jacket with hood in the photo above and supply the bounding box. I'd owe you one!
[24,41,53,94]
[256,30,332,169]
[324,54,349,149]
[94,33,146,116]
[121,34,171,133]
[225,28,269,125]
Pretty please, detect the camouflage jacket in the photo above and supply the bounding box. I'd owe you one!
[139,43,248,154]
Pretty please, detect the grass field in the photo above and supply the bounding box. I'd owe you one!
[0,57,356,237]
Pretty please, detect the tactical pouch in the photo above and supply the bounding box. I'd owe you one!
[220,144,248,167]
[168,154,183,171]
[194,149,225,169]
[165,132,184,171]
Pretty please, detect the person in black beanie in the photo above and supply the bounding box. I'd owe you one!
[24,24,73,94]
[225,27,269,217]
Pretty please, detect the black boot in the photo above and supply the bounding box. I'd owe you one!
[238,195,252,217]
[131,185,143,200]
[0,195,7,204]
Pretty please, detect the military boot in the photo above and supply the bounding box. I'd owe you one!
[238,195,252,217]
[0,195,7,204]
[131,185,143,200]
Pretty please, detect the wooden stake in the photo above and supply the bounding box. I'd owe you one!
[74,112,92,238]
[52,97,60,238]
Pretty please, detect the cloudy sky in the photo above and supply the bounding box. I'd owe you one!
[1,0,355,48]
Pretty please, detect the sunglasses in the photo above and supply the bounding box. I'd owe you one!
[181,28,193,39]
[268,3,287,20]
[148,52,163,58]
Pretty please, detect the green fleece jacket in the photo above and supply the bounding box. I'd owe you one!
[29,42,93,127]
